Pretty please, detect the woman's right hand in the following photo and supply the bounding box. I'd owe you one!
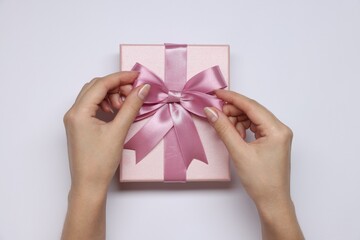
[204,89,304,240]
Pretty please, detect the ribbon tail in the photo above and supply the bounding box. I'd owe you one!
[124,106,173,163]
[169,104,208,169]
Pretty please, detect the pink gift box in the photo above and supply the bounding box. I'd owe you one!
[120,44,230,182]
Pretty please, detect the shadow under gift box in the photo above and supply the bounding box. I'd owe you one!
[120,44,230,182]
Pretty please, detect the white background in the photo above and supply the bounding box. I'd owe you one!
[1,0,359,239]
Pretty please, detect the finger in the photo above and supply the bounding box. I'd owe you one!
[117,84,133,106]
[250,122,261,139]
[224,104,249,123]
[227,115,249,137]
[204,107,247,159]
[215,89,279,127]
[108,93,122,109]
[119,84,133,96]
[237,114,249,122]
[111,83,151,135]
[241,119,251,129]
[108,83,133,95]
[235,122,246,139]
[223,104,243,117]
[78,71,139,107]
[228,116,237,125]
[100,99,114,113]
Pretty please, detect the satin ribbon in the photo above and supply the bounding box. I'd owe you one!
[124,43,227,182]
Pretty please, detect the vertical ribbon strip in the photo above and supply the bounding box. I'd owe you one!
[164,44,188,181]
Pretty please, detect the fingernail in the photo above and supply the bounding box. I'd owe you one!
[138,84,151,100]
[204,107,218,123]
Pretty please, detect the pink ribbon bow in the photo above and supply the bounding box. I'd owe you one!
[124,44,227,182]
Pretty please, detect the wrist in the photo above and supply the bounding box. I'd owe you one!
[257,198,295,220]
[62,183,108,240]
[68,183,108,204]
[255,195,304,240]
[256,194,295,222]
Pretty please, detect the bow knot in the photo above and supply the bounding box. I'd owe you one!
[166,90,182,103]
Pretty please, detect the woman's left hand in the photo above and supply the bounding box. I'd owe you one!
[63,71,150,194]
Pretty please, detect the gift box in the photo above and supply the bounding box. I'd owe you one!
[120,43,230,182]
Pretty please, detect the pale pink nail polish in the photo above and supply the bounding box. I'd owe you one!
[138,84,151,100]
[204,107,218,122]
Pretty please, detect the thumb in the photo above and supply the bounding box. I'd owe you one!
[204,107,247,158]
[112,83,151,133]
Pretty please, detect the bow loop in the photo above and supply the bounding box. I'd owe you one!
[132,63,169,104]
[183,65,227,93]
[180,91,224,118]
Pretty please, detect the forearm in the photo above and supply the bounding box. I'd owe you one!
[61,186,107,240]
[256,196,304,240]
